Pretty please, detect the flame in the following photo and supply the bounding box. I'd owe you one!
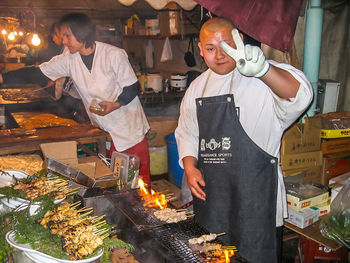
[224,249,235,263]
[138,178,149,195]
[137,178,168,209]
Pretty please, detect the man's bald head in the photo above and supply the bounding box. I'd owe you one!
[200,18,235,42]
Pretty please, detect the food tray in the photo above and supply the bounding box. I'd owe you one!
[6,231,104,263]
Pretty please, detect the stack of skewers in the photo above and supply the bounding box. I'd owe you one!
[38,201,108,260]
[188,233,238,262]
[13,177,78,200]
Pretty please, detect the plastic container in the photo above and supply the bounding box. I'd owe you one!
[149,146,168,175]
[165,133,184,187]
[89,99,105,115]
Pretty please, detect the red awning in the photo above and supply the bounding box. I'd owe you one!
[194,0,304,51]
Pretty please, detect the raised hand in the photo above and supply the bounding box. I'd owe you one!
[220,29,270,78]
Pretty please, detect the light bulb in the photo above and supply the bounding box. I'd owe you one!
[8,32,15,40]
[32,33,40,46]
[1,29,6,35]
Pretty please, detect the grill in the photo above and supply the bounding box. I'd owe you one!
[106,189,249,263]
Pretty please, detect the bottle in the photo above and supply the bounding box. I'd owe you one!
[164,79,169,93]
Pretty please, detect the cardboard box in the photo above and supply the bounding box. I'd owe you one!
[321,129,350,139]
[40,141,116,188]
[283,166,322,184]
[312,198,331,216]
[287,188,329,211]
[285,207,319,229]
[322,151,350,185]
[147,116,178,146]
[281,116,321,156]
[322,137,350,155]
[158,2,180,37]
[281,151,323,170]
[319,111,350,139]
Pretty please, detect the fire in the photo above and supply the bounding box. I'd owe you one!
[137,178,168,209]
[138,178,149,195]
[198,245,236,263]
[224,249,235,262]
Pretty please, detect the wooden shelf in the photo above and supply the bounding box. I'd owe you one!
[139,91,185,106]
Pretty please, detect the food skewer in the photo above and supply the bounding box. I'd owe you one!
[189,232,226,245]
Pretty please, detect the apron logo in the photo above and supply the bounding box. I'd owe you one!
[222,137,231,150]
[200,137,231,151]
[200,139,206,151]
[206,139,221,150]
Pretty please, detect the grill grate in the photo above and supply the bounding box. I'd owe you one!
[150,220,208,262]
[107,189,166,230]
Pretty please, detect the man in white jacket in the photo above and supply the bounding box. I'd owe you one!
[175,17,313,263]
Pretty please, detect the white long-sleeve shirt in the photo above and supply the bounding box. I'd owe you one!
[175,61,313,226]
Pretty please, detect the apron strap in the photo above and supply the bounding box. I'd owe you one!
[201,71,236,98]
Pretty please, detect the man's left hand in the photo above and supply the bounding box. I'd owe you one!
[97,101,121,116]
[220,29,270,78]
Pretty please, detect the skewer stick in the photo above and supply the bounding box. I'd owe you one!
[80,210,94,217]
[47,176,60,180]
[70,201,81,208]
[176,209,188,212]
[90,215,106,222]
[101,233,109,240]
[65,191,78,197]
[77,207,93,213]
[216,232,226,237]
[222,246,237,249]
[64,187,80,192]
[94,222,107,228]
[94,228,109,235]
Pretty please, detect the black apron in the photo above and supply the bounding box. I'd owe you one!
[193,72,278,263]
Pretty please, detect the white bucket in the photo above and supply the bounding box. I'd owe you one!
[145,19,160,35]
[147,73,163,93]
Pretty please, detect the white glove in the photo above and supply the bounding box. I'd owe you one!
[220,29,270,78]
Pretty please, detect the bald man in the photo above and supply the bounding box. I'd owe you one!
[175,17,313,263]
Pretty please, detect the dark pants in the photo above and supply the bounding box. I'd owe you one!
[276,226,283,263]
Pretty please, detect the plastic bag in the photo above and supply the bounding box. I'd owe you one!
[319,180,350,249]
[160,37,173,62]
[145,40,154,68]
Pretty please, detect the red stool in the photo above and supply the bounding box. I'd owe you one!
[297,235,348,263]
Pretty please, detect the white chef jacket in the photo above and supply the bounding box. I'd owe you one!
[40,41,149,151]
[175,60,313,226]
